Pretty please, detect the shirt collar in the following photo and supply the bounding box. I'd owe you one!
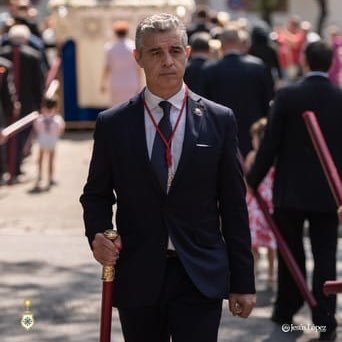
[305,71,329,78]
[144,84,186,112]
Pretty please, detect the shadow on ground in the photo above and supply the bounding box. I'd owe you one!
[0,261,122,342]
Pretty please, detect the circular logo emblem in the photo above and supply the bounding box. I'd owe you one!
[282,324,291,332]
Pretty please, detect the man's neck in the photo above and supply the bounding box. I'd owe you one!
[190,52,209,60]
[147,83,183,100]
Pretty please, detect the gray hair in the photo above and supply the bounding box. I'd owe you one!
[219,25,243,47]
[8,24,30,44]
[135,13,188,51]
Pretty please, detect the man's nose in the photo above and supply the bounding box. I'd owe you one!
[163,52,174,66]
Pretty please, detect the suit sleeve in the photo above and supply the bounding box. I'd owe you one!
[246,89,287,189]
[0,69,13,124]
[80,114,117,247]
[218,109,255,294]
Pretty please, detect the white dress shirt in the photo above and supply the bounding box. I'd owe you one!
[144,84,187,179]
[144,84,187,250]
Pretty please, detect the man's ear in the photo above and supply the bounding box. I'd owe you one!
[300,52,309,73]
[133,49,143,68]
[186,45,191,59]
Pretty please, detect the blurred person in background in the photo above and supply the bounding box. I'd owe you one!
[245,117,276,287]
[274,15,305,83]
[186,5,213,40]
[247,41,342,341]
[203,24,273,157]
[328,26,342,89]
[6,0,41,38]
[2,0,49,74]
[100,20,141,107]
[0,56,18,185]
[33,95,65,188]
[249,24,282,90]
[184,31,211,96]
[0,24,44,183]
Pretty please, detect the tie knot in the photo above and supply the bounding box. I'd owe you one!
[159,101,172,117]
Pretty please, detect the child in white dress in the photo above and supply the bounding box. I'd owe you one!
[33,95,65,187]
[245,118,277,285]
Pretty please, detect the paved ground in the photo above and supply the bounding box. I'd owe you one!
[0,131,341,341]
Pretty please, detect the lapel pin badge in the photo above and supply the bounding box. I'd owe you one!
[21,298,35,330]
[193,107,203,116]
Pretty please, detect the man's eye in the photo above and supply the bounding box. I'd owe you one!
[151,51,161,56]
[171,48,181,54]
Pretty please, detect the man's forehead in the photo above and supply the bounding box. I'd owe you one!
[141,29,184,47]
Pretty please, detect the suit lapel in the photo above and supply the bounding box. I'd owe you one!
[169,92,205,192]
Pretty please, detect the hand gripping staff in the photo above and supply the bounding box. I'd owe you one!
[303,111,342,295]
[100,229,119,342]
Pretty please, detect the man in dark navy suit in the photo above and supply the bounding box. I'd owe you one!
[202,25,273,157]
[81,13,255,342]
[184,31,210,96]
[247,41,342,341]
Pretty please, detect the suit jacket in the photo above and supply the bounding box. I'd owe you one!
[0,57,15,127]
[184,57,208,96]
[203,53,274,157]
[0,44,44,118]
[80,90,255,307]
[247,75,342,213]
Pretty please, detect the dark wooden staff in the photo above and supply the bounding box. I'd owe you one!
[100,229,119,342]
[323,281,342,296]
[303,110,342,296]
[302,111,342,206]
[0,111,39,145]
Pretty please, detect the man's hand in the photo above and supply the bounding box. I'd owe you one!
[0,130,7,145]
[92,233,122,266]
[228,293,256,318]
[338,206,342,224]
[246,184,255,195]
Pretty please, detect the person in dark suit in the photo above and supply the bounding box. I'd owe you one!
[186,6,212,40]
[0,24,44,182]
[203,25,273,157]
[80,13,255,342]
[184,31,210,96]
[249,25,282,88]
[0,56,17,184]
[246,41,342,341]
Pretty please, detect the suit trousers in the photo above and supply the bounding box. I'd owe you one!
[118,257,223,342]
[273,208,338,330]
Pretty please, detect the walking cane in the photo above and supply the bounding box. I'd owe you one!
[303,111,342,296]
[302,111,342,207]
[100,229,119,342]
[0,111,39,145]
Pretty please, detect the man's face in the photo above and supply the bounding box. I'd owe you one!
[134,28,191,98]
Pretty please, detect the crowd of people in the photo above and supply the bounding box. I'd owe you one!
[0,0,61,188]
[0,1,342,341]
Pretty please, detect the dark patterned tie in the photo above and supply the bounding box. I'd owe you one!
[151,101,172,191]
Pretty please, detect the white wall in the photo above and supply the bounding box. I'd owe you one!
[205,0,341,36]
[289,0,342,36]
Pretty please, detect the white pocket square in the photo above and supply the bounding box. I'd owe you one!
[196,144,212,147]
